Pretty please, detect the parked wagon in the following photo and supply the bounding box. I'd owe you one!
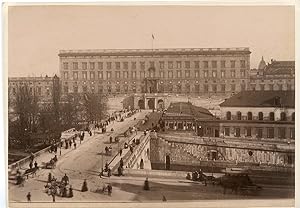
[42,159,57,169]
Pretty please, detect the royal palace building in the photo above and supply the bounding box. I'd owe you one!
[58,47,251,96]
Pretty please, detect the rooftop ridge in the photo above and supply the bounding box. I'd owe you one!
[59,47,250,54]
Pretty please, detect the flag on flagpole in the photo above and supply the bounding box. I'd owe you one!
[152,34,155,39]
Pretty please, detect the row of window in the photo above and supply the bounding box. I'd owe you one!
[63,83,245,94]
[250,79,294,83]
[62,60,247,70]
[224,127,295,139]
[251,84,293,91]
[226,111,295,121]
[10,86,51,96]
[63,69,246,80]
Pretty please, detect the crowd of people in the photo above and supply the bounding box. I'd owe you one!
[44,173,73,202]
[21,108,144,202]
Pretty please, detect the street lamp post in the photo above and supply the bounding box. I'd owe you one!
[211,160,214,177]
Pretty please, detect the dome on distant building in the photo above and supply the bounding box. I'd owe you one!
[258,56,266,70]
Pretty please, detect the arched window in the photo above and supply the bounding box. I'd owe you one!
[226,112,231,120]
[258,112,263,120]
[237,111,242,120]
[247,112,253,120]
[292,112,295,121]
[280,112,286,121]
[269,112,274,121]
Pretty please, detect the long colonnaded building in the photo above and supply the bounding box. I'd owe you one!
[58,47,251,96]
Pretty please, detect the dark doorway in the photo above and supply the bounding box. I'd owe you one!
[214,129,219,137]
[138,99,145,109]
[177,123,183,130]
[148,98,155,110]
[198,126,204,136]
[211,151,217,160]
[166,155,170,170]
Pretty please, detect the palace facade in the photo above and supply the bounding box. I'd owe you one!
[59,47,251,96]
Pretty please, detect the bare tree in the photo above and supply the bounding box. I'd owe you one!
[83,93,107,124]
[14,84,39,147]
[60,94,82,129]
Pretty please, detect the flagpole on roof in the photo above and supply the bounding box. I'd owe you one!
[151,34,155,53]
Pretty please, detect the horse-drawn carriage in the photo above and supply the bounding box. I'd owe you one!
[219,168,262,195]
[42,157,57,169]
[105,146,113,156]
[186,170,217,185]
[15,167,39,186]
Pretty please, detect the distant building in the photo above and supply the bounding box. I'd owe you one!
[8,75,60,116]
[59,47,251,96]
[250,58,295,91]
[219,90,295,142]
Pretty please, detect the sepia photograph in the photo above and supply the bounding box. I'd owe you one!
[5,3,296,208]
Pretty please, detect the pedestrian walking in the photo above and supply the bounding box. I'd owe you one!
[34,161,38,169]
[107,168,111,177]
[140,159,144,169]
[30,152,34,162]
[62,187,67,197]
[69,140,72,147]
[51,193,55,202]
[107,184,112,196]
[48,173,52,183]
[144,177,150,190]
[119,149,123,156]
[26,192,31,202]
[68,186,73,198]
[130,145,133,154]
[74,142,77,149]
[120,158,124,168]
[29,161,33,169]
[62,174,69,185]
[81,179,88,192]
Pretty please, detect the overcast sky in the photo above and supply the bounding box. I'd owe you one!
[7,5,295,77]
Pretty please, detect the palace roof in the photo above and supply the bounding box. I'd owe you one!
[220,91,295,108]
[264,61,295,75]
[164,102,214,119]
[58,47,251,57]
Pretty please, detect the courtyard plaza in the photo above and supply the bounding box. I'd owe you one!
[9,173,294,205]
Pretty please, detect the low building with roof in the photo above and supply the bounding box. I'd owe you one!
[162,102,216,135]
[219,90,295,143]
